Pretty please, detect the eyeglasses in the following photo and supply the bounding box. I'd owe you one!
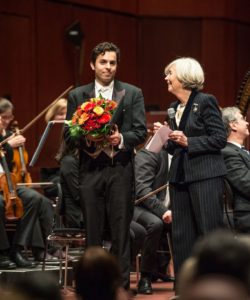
[0,114,14,121]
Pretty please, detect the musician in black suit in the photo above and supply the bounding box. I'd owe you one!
[0,98,54,268]
[133,148,172,294]
[64,42,147,289]
[163,57,227,287]
[221,106,250,233]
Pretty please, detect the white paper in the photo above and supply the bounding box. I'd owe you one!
[145,125,172,153]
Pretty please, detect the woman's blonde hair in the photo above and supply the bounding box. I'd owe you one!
[45,98,67,123]
[165,57,204,91]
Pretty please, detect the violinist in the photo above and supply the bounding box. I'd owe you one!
[0,97,54,267]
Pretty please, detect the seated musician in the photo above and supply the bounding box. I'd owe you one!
[133,147,173,294]
[221,107,250,233]
[41,98,82,228]
[40,98,68,199]
[0,97,54,268]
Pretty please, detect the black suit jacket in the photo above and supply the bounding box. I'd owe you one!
[65,80,147,153]
[167,92,227,183]
[221,142,250,232]
[135,149,169,218]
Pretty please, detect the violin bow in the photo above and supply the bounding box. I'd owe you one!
[21,85,73,134]
[0,85,73,147]
[134,183,169,206]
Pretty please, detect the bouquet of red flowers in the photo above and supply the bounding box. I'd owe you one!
[66,97,117,141]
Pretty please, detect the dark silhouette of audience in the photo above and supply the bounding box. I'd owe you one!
[178,229,250,300]
[75,246,130,300]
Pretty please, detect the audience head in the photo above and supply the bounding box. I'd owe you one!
[45,98,67,123]
[9,272,62,300]
[164,57,204,91]
[75,246,123,300]
[221,106,249,140]
[178,229,250,300]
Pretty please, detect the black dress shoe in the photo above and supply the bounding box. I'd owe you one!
[11,251,37,268]
[137,277,153,295]
[0,256,16,269]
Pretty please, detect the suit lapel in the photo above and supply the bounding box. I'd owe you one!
[81,83,95,103]
[178,90,197,131]
[111,81,125,125]
[228,143,250,164]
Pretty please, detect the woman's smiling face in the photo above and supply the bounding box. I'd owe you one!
[165,64,183,95]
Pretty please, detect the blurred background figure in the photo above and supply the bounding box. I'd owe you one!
[45,98,67,123]
[41,98,67,199]
[2,272,63,300]
[221,106,250,233]
[41,98,82,229]
[75,246,130,300]
[178,229,250,300]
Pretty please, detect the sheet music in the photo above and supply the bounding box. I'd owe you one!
[145,125,172,153]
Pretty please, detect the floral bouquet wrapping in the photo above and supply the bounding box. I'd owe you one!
[66,97,117,143]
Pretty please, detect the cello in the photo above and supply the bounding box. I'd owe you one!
[0,147,23,221]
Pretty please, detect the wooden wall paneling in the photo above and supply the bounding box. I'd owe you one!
[72,6,107,85]
[104,0,137,15]
[34,0,73,173]
[201,20,237,107]
[138,18,201,111]
[106,13,138,85]
[57,0,137,15]
[0,0,34,16]
[138,0,232,18]
[36,0,73,105]
[0,12,36,152]
[234,0,250,24]
[236,24,250,97]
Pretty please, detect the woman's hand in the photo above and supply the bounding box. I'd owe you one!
[169,130,188,147]
[153,121,168,133]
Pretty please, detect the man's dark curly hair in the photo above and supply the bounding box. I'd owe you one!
[91,42,120,64]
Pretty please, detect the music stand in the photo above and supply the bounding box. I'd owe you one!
[29,120,65,168]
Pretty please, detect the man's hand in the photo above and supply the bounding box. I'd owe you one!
[106,125,121,146]
[7,135,26,148]
[162,210,172,224]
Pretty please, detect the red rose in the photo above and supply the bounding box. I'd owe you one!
[83,102,95,112]
[98,113,111,124]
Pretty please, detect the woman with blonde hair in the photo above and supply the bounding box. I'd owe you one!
[44,98,67,123]
[163,57,227,291]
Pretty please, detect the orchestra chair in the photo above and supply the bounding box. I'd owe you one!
[135,232,174,285]
[42,183,86,291]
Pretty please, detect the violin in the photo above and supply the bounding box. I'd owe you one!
[0,147,23,221]
[9,120,32,184]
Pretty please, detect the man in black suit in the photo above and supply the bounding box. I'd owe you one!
[221,106,250,233]
[133,148,172,294]
[0,98,54,268]
[64,42,147,289]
